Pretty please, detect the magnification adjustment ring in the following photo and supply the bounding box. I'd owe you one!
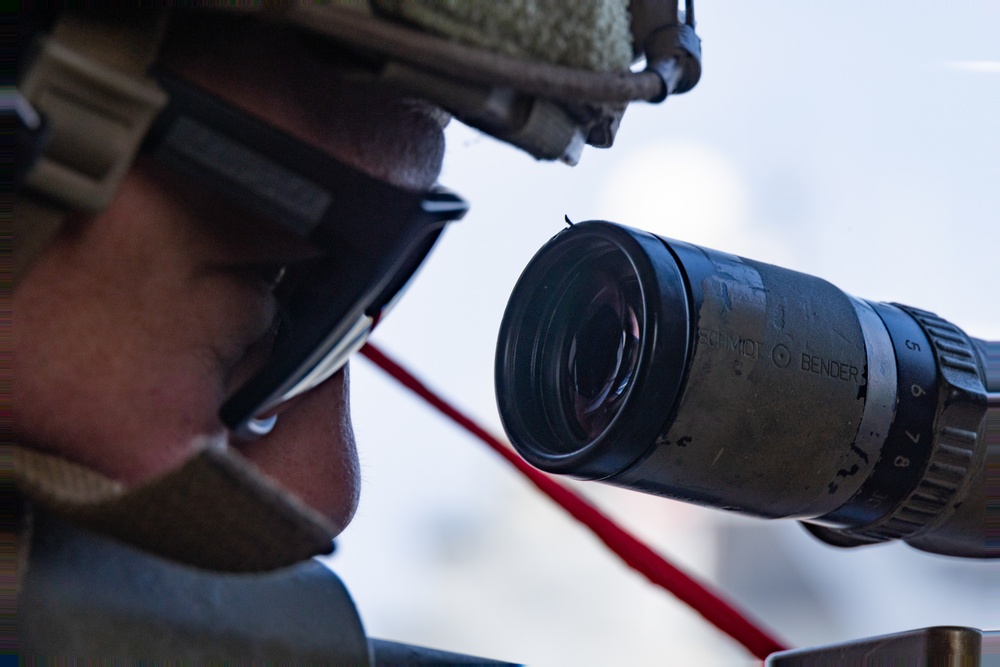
[853,306,986,542]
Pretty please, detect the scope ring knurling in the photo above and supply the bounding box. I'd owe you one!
[849,306,986,542]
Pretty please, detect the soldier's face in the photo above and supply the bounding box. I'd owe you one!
[13,21,445,531]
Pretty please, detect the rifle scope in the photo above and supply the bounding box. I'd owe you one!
[495,221,998,558]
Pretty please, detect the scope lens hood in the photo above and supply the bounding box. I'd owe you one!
[495,221,690,480]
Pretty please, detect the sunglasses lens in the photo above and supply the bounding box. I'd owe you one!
[232,228,445,439]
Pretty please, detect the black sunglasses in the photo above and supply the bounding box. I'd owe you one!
[143,71,469,437]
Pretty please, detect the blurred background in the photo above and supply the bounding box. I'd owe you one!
[325,2,1000,664]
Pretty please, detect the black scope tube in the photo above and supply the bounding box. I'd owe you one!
[496,221,997,558]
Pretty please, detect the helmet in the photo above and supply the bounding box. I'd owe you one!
[16,2,701,211]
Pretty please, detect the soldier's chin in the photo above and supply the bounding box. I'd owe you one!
[232,366,359,530]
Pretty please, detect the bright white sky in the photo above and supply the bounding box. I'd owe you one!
[327,3,999,664]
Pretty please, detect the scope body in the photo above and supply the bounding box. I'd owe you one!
[496,222,997,558]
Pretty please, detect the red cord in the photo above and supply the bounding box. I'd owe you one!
[360,342,789,660]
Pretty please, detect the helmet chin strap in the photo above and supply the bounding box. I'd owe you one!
[13,441,341,572]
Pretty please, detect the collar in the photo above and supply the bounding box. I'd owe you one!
[13,441,338,572]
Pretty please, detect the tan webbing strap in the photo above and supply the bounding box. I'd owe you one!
[16,12,169,284]
[14,444,340,573]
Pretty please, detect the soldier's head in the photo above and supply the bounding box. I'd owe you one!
[14,6,698,565]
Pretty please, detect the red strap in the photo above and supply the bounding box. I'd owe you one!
[360,342,789,660]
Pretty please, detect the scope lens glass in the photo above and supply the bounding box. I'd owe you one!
[542,249,643,444]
